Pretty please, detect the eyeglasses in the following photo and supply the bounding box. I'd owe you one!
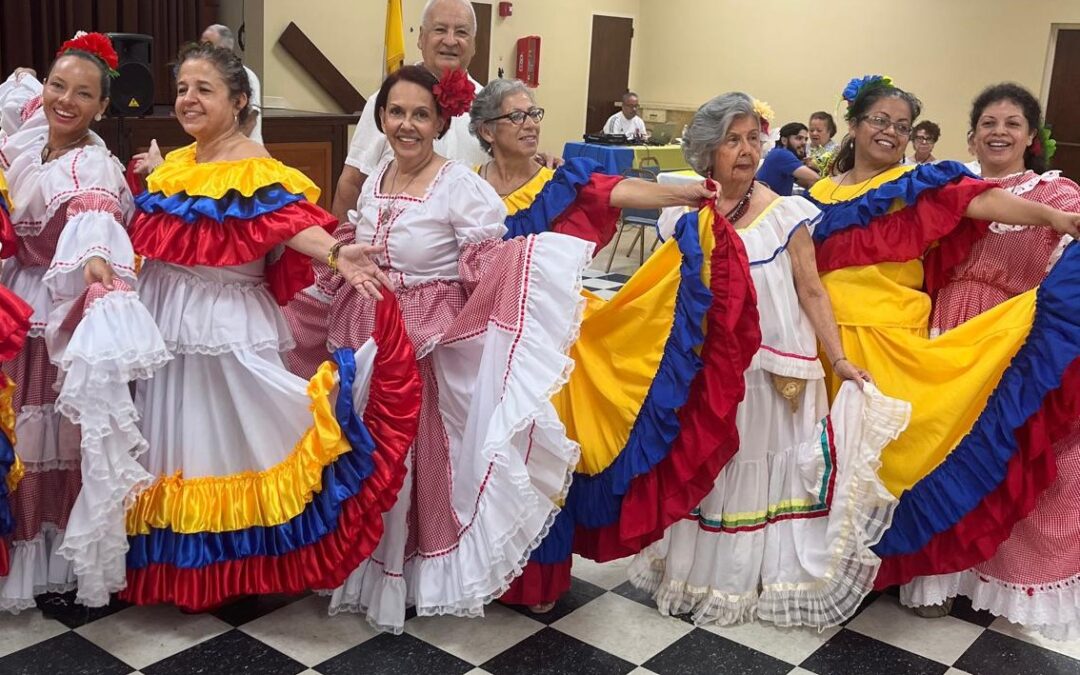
[913,136,936,144]
[861,115,912,137]
[486,107,545,125]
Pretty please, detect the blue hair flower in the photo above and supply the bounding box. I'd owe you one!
[842,75,893,103]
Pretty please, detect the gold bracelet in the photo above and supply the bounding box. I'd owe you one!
[327,241,345,273]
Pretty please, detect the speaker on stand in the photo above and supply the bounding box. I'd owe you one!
[106,33,154,162]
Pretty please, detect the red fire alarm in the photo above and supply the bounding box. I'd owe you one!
[498,2,513,17]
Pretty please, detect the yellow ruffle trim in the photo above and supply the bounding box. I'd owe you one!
[0,169,12,213]
[146,143,322,203]
[6,456,23,494]
[125,360,350,535]
[1,378,19,493]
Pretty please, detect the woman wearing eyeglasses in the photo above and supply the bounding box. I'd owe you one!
[806,76,1080,595]
[908,120,940,165]
[469,79,710,253]
[467,78,715,613]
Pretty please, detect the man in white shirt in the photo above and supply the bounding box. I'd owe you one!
[332,0,489,223]
[602,91,648,140]
[202,24,262,144]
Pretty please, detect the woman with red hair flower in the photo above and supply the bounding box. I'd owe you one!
[292,65,594,634]
[0,33,165,612]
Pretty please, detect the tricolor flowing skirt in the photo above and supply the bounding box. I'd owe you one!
[119,260,420,609]
[504,206,763,606]
[819,244,1080,588]
[0,281,32,580]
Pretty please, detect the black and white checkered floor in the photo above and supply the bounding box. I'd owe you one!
[1,556,1078,675]
[583,270,629,299]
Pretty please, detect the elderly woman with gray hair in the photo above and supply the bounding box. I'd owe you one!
[468,78,711,254]
[626,92,911,629]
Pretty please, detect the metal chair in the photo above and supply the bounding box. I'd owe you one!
[606,167,661,272]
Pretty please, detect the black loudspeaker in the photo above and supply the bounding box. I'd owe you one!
[106,33,154,117]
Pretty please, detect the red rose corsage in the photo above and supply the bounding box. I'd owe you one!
[433,68,475,118]
[57,32,120,77]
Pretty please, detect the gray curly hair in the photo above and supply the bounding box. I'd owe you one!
[683,92,758,176]
[469,78,536,156]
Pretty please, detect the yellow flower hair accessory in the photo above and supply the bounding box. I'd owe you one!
[753,99,774,134]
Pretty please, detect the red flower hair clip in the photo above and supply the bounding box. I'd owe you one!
[57,32,120,77]
[433,68,475,118]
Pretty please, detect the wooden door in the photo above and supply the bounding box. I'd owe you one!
[469,2,492,85]
[1046,28,1080,182]
[585,15,633,135]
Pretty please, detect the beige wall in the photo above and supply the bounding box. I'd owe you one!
[634,0,1080,160]
[250,0,642,155]
[403,0,643,156]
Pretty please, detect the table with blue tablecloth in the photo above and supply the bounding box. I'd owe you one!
[562,142,689,175]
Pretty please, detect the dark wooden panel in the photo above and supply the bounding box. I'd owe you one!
[1046,28,1080,181]
[469,2,491,85]
[585,15,633,135]
[277,22,365,114]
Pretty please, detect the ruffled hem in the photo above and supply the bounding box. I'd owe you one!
[902,570,1080,642]
[629,383,908,629]
[121,292,421,610]
[41,210,138,303]
[0,526,76,611]
[873,244,1080,586]
[573,204,761,560]
[756,384,908,627]
[146,144,321,202]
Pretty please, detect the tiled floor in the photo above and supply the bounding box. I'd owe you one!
[1,556,1078,675]
[3,230,1077,675]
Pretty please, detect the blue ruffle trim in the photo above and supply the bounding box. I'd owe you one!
[126,349,378,569]
[527,507,575,564]
[0,429,16,537]
[503,157,603,239]
[134,184,304,224]
[564,211,710,530]
[807,161,978,242]
[874,241,1080,556]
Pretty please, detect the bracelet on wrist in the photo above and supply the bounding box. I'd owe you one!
[327,241,345,273]
[831,357,848,370]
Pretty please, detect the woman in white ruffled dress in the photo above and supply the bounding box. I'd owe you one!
[0,35,165,611]
[300,66,591,633]
[630,93,911,628]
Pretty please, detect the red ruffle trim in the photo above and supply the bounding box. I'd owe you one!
[573,207,762,561]
[0,208,16,260]
[119,288,422,611]
[499,557,573,606]
[875,358,1080,588]
[552,174,623,255]
[816,179,994,281]
[131,201,338,304]
[0,285,32,363]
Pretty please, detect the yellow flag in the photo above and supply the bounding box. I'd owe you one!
[385,0,405,75]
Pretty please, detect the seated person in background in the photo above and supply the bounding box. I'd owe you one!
[807,111,838,156]
[755,122,819,195]
[908,120,940,164]
[603,91,648,140]
[806,111,837,173]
